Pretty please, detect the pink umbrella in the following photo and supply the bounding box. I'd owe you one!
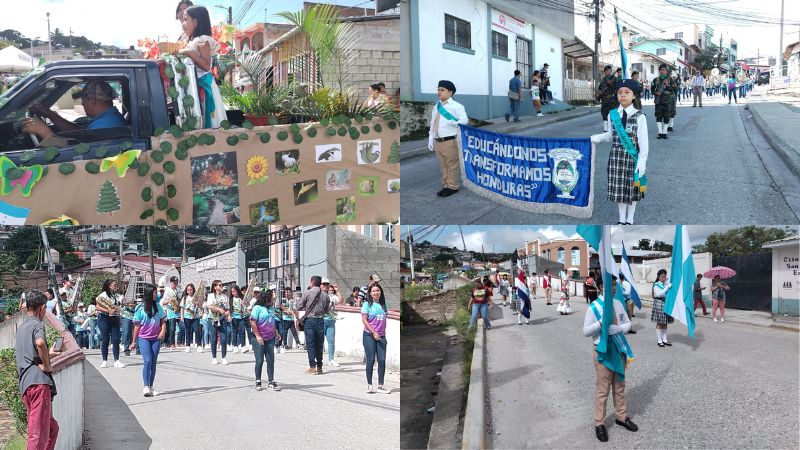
[703,266,736,279]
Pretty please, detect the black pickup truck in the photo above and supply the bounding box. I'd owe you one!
[0,59,240,164]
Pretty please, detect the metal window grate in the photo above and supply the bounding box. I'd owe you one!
[445,14,471,49]
[516,37,531,88]
[492,31,508,59]
[656,48,666,56]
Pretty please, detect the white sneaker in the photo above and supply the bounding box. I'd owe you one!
[197,346,203,353]
[720,318,725,323]
[113,360,126,368]
[329,359,340,367]
[100,361,108,368]
[222,358,229,365]
[184,347,190,353]
[143,386,152,397]
[714,318,718,322]
[233,347,238,353]
[280,347,286,354]
[212,358,219,365]
[151,389,159,397]
[376,385,391,394]
[367,384,376,394]
[241,346,249,354]
[537,113,544,117]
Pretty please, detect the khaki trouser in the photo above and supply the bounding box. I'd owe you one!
[593,350,627,426]
[434,138,460,190]
[692,86,703,107]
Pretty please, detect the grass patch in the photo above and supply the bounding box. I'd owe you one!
[445,305,477,419]
[3,432,26,450]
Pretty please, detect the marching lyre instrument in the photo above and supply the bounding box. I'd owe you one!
[96,291,120,316]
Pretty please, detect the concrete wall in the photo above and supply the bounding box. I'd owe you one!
[336,17,400,101]
[332,309,400,369]
[400,0,413,101]
[181,246,245,289]
[533,26,564,101]
[770,242,800,316]
[635,252,713,300]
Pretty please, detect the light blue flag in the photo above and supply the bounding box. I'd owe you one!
[664,224,697,337]
[620,241,642,309]
[615,8,628,79]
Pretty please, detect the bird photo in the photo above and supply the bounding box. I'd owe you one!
[275,150,300,175]
[249,198,279,225]
[293,179,319,205]
[315,144,342,163]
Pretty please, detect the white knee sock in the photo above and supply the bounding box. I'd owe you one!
[658,122,665,134]
[663,122,668,134]
[604,120,608,132]
[626,202,637,224]
[618,203,627,223]
[656,328,663,343]
[669,118,674,128]
[663,328,668,342]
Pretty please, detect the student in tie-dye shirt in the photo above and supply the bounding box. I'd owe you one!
[249,289,282,391]
[362,283,391,395]
[130,284,166,398]
[230,286,249,354]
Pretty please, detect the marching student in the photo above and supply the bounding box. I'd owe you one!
[596,65,619,131]
[583,276,637,442]
[206,280,230,365]
[160,276,181,349]
[498,274,511,307]
[652,269,673,347]
[250,289,282,391]
[651,64,676,139]
[130,284,166,397]
[180,283,202,353]
[95,279,126,368]
[591,78,649,225]
[230,285,248,353]
[428,80,468,198]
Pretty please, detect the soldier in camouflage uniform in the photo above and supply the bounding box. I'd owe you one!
[596,65,619,131]
[651,64,675,139]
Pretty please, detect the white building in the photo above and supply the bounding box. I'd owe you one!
[763,236,799,316]
[401,0,572,120]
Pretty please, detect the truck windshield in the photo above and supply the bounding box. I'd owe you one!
[0,66,45,109]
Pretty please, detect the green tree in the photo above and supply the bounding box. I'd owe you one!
[0,252,20,291]
[96,180,122,214]
[188,240,214,258]
[652,240,673,252]
[693,43,720,71]
[4,227,75,268]
[634,239,651,251]
[694,226,792,258]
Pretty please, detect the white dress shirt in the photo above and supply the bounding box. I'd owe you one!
[428,97,468,151]
[692,75,705,87]
[590,104,649,176]
[583,297,631,346]
[653,281,671,298]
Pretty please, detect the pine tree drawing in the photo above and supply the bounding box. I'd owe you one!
[387,140,400,164]
[96,179,122,215]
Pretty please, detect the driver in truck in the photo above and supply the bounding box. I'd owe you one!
[20,80,127,143]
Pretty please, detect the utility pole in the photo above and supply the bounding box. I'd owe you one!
[39,226,62,317]
[182,227,187,263]
[407,226,415,284]
[46,12,52,55]
[69,27,72,48]
[592,0,601,89]
[147,226,155,284]
[118,227,124,278]
[778,0,785,76]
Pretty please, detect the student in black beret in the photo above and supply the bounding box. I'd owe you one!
[428,80,468,198]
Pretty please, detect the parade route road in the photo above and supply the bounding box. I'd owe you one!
[83,347,400,449]
[482,296,799,449]
[401,91,799,224]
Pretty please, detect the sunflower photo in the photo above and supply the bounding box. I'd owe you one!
[275,149,300,175]
[249,198,279,225]
[293,179,319,205]
[358,176,379,197]
[246,155,269,185]
[336,196,356,223]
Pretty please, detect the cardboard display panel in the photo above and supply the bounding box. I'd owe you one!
[0,119,400,225]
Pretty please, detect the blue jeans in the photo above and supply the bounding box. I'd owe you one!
[176,319,185,345]
[183,318,199,346]
[280,319,299,348]
[209,322,227,359]
[231,317,246,347]
[201,318,211,347]
[76,330,88,349]
[97,314,121,361]
[324,318,336,362]
[507,98,520,121]
[253,337,276,382]
[363,331,387,386]
[120,317,133,353]
[88,318,98,349]
[138,337,161,387]
[303,317,325,368]
[243,318,255,347]
[468,303,491,330]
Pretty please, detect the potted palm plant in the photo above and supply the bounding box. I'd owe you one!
[220,49,292,125]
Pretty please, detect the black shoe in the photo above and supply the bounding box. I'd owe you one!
[436,188,447,197]
[615,417,638,432]
[656,134,663,139]
[124,351,130,357]
[505,113,510,122]
[617,222,624,225]
[663,341,672,346]
[658,342,665,347]
[628,329,637,334]
[595,425,609,442]
[440,188,458,197]
[667,127,674,131]
[662,134,668,139]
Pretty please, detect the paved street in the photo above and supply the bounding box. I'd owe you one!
[482,295,800,449]
[83,346,400,449]
[401,87,800,224]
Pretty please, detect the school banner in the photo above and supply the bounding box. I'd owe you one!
[458,124,595,218]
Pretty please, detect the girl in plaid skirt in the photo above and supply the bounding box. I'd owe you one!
[591,79,649,225]
[651,269,673,347]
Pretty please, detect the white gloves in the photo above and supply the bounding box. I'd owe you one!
[608,324,622,335]
[428,136,435,152]
[636,162,646,177]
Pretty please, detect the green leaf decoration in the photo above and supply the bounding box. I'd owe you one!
[58,163,75,175]
[373,123,383,133]
[387,140,401,164]
[320,118,330,127]
[337,127,347,137]
[226,135,239,146]
[140,209,154,220]
[160,141,173,153]
[326,127,336,136]
[178,76,190,89]
[364,112,373,121]
[175,148,189,160]
[169,125,183,138]
[361,125,370,135]
[182,95,194,108]
[151,150,164,163]
[186,135,198,148]
[307,127,317,138]
[221,120,231,130]
[349,128,360,140]
[388,120,397,130]
[238,133,249,140]
[154,127,165,137]
[20,150,36,163]
[205,134,216,145]
[167,184,177,198]
[242,120,254,130]
[141,187,152,201]
[44,147,59,162]
[183,117,198,131]
[163,161,176,173]
[344,117,352,127]
[151,172,165,186]
[157,196,168,210]
[165,66,174,79]
[137,162,150,176]
[168,86,179,99]
[259,133,271,143]
[75,143,90,155]
[85,161,100,174]
[268,117,278,125]
[155,219,167,226]
[277,131,288,141]
[290,123,300,134]
[354,114,363,123]
[176,61,186,72]
[167,208,179,221]
[94,146,108,158]
[293,134,303,144]
[176,140,188,153]
[120,141,133,151]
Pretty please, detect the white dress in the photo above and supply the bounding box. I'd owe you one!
[556,291,572,314]
[186,35,225,129]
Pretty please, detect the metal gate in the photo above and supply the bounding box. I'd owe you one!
[712,253,772,311]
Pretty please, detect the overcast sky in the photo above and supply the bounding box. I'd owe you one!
[415,225,798,253]
[0,0,374,49]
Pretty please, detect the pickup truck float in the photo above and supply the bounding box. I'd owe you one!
[0,59,399,225]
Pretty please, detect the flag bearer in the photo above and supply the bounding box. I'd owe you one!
[428,80,468,198]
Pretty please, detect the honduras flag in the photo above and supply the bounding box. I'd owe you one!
[576,225,617,353]
[619,241,642,309]
[664,224,697,338]
[512,250,531,319]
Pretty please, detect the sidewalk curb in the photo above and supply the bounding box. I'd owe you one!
[461,319,487,450]
[428,327,466,450]
[748,103,800,179]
